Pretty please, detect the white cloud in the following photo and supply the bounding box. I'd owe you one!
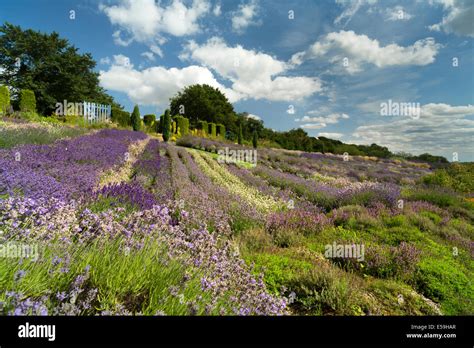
[180,37,322,101]
[99,57,111,65]
[213,2,221,16]
[334,0,377,26]
[384,6,413,21]
[293,30,441,74]
[299,113,349,124]
[351,103,474,158]
[318,132,344,139]
[99,55,241,106]
[231,0,261,33]
[150,45,164,58]
[112,30,133,46]
[113,54,133,68]
[300,123,328,129]
[100,0,211,47]
[297,113,349,129]
[246,113,261,120]
[141,52,155,61]
[428,0,474,37]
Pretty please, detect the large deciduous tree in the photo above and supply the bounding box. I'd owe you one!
[0,22,116,115]
[169,84,237,130]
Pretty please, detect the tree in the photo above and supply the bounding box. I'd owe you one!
[170,84,236,128]
[238,123,243,145]
[252,130,258,148]
[131,105,141,131]
[162,109,171,142]
[0,23,117,115]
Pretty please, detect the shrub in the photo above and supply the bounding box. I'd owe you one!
[422,163,474,194]
[252,130,258,148]
[19,89,36,112]
[0,85,10,115]
[216,124,225,138]
[404,188,458,208]
[181,117,189,136]
[157,114,164,133]
[111,108,131,127]
[239,228,272,253]
[238,123,243,145]
[266,209,329,236]
[272,228,303,248]
[208,123,216,137]
[131,105,141,131]
[414,258,473,314]
[198,120,208,136]
[162,109,171,142]
[363,242,421,279]
[143,114,156,126]
[175,116,189,136]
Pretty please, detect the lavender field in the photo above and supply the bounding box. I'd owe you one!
[1,119,472,316]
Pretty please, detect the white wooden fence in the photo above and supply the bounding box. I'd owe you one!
[82,102,111,124]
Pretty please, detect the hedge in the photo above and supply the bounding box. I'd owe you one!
[0,85,10,115]
[198,120,208,136]
[208,122,217,137]
[216,124,226,138]
[111,108,131,127]
[19,89,36,112]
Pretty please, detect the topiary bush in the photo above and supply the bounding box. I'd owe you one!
[162,109,171,142]
[253,130,258,148]
[181,117,189,136]
[238,123,243,145]
[216,124,225,138]
[131,105,141,131]
[208,123,216,137]
[198,120,208,136]
[143,114,156,126]
[174,116,189,136]
[0,85,10,115]
[19,89,36,112]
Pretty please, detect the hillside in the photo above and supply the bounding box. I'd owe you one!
[1,118,472,316]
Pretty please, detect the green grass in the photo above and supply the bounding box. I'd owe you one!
[0,237,224,315]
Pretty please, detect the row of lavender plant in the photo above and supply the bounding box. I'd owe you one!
[0,129,147,202]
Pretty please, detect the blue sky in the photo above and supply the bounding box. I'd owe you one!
[1,0,473,160]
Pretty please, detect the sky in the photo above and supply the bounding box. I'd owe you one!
[1,0,473,161]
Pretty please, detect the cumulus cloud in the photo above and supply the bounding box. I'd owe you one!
[99,54,241,106]
[180,37,322,101]
[428,0,474,37]
[292,30,441,74]
[297,113,349,129]
[351,103,474,159]
[100,0,211,47]
[231,0,261,33]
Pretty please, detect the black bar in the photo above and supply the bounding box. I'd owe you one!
[0,316,472,346]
